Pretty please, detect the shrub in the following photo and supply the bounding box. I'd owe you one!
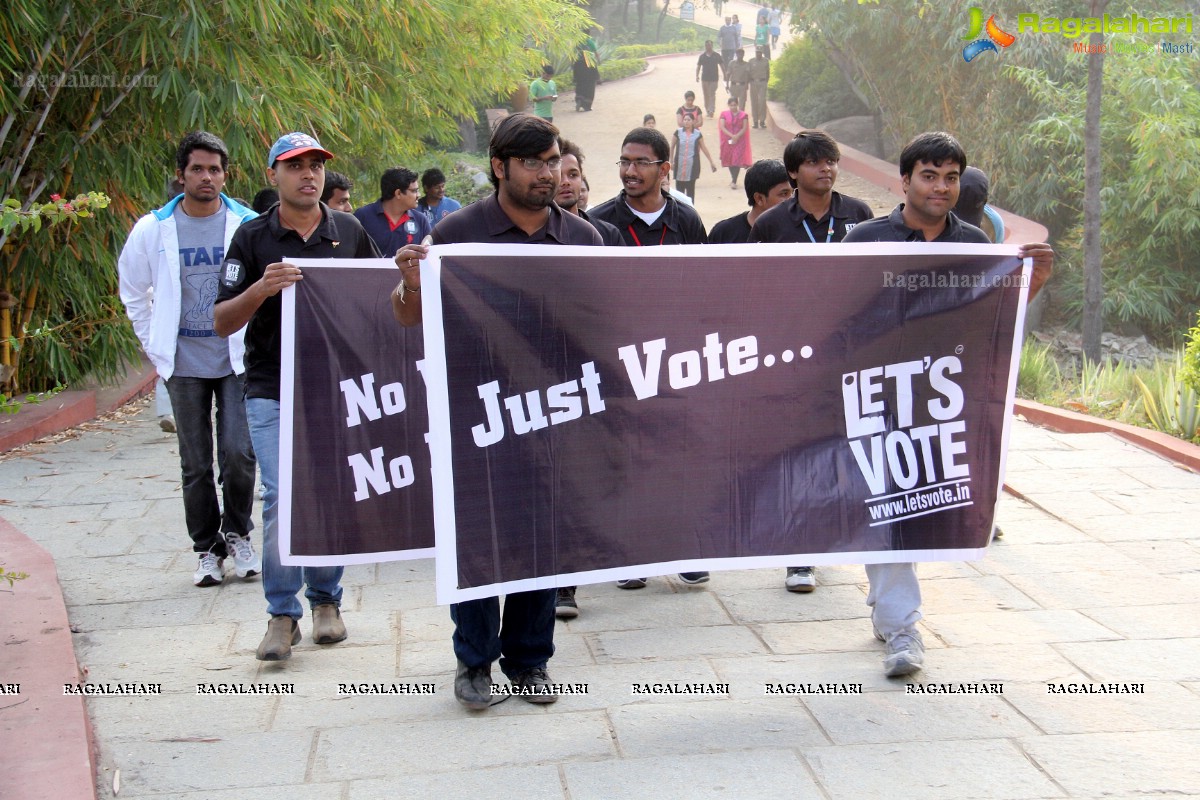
[600,58,647,83]
[1136,354,1200,442]
[1183,310,1200,395]
[769,37,869,127]
[1017,341,1061,400]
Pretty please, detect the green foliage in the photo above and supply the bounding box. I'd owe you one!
[1075,355,1138,416]
[769,36,869,127]
[600,58,649,83]
[0,193,110,237]
[1183,310,1200,394]
[789,0,1200,342]
[0,0,594,394]
[1017,341,1062,399]
[1136,354,1200,441]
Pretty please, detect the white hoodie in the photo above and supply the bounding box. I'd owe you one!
[117,193,255,380]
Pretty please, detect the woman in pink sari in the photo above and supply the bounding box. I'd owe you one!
[718,96,753,188]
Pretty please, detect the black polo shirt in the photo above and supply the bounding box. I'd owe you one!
[216,205,380,400]
[749,191,874,244]
[707,211,752,244]
[697,50,724,82]
[842,204,990,244]
[579,208,625,247]
[432,193,603,246]
[588,190,708,246]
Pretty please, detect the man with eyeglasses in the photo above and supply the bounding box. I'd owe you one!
[588,127,707,249]
[390,114,602,710]
[588,126,708,589]
[749,130,874,595]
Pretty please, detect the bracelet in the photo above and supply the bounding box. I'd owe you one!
[393,280,420,304]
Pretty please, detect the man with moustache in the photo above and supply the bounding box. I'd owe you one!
[214,132,380,662]
[556,138,623,247]
[391,114,602,710]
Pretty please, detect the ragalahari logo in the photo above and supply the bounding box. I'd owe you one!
[962,7,1017,62]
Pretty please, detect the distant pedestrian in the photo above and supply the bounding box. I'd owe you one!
[718,16,739,66]
[573,31,600,112]
[748,47,770,128]
[696,40,726,118]
[769,6,783,49]
[643,113,657,128]
[726,48,750,111]
[676,89,704,129]
[718,96,753,188]
[669,112,718,201]
[530,64,558,122]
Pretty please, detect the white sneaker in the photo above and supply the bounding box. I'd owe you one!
[225,532,261,578]
[878,627,925,677]
[193,550,224,587]
[785,567,816,593]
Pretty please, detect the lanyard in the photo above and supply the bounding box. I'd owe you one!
[802,214,835,244]
[628,224,668,246]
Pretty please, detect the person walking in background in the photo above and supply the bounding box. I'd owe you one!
[573,31,600,112]
[718,16,739,67]
[530,65,558,122]
[417,168,462,226]
[769,6,783,50]
[643,114,657,129]
[669,112,718,202]
[748,47,771,129]
[718,96,752,189]
[725,48,750,112]
[676,90,704,129]
[118,131,260,589]
[696,40,725,119]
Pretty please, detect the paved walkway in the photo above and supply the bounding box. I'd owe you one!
[4,400,1199,798]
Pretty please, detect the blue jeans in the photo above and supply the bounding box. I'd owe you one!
[244,397,343,619]
[164,374,255,556]
[451,590,556,678]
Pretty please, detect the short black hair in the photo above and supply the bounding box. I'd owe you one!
[488,113,560,188]
[622,126,670,163]
[643,114,656,125]
[684,90,696,100]
[251,187,278,214]
[541,64,555,76]
[421,167,446,190]
[176,131,229,173]
[783,130,841,185]
[321,170,352,203]
[559,137,584,165]
[899,131,967,179]
[744,159,790,206]
[379,167,419,202]
[166,175,184,200]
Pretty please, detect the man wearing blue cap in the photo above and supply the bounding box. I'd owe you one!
[214,132,381,661]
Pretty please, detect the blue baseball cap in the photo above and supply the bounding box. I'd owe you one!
[267,132,334,168]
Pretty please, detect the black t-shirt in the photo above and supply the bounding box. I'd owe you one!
[579,209,626,247]
[697,51,724,81]
[749,191,874,244]
[588,191,708,246]
[843,204,990,244]
[432,193,603,246]
[707,211,752,244]
[216,206,380,400]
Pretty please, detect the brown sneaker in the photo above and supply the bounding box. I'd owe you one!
[312,603,347,644]
[256,615,300,661]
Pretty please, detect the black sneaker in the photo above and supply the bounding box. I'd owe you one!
[678,572,710,585]
[509,666,558,704]
[454,660,492,710]
[555,587,579,619]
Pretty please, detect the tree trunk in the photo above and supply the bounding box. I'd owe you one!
[1081,0,1108,363]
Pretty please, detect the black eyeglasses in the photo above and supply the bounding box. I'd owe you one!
[617,159,666,169]
[513,156,563,171]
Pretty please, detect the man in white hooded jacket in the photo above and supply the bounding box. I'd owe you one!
[118,131,260,588]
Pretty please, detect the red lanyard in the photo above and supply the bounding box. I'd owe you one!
[628,224,668,246]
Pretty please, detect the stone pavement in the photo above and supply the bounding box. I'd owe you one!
[2,396,1199,798]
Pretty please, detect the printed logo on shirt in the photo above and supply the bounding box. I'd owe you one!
[845,222,860,234]
[179,245,225,267]
[221,259,243,287]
